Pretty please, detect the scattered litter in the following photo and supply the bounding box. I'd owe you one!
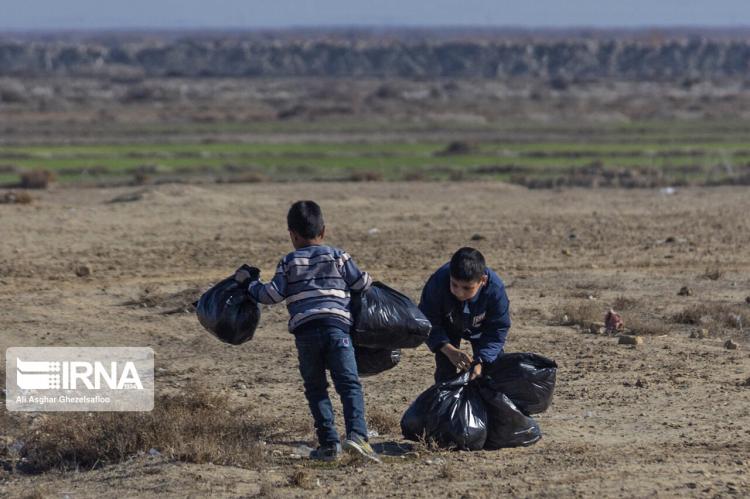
[660,187,677,195]
[605,309,624,333]
[367,228,379,235]
[724,339,739,350]
[678,286,693,296]
[148,448,161,457]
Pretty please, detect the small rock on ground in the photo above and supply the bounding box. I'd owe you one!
[724,339,739,350]
[618,335,643,345]
[75,264,92,277]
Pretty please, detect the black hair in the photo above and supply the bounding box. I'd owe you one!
[287,200,325,239]
[449,247,486,282]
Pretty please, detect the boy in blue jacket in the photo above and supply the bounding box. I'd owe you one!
[234,200,379,463]
[419,247,511,383]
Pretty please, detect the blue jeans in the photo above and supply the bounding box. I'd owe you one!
[295,326,368,446]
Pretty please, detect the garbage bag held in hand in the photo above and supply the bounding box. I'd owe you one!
[482,353,557,415]
[401,372,488,450]
[351,281,431,349]
[196,276,261,345]
[355,346,401,377]
[480,388,542,449]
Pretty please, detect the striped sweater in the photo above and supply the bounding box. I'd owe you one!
[247,245,372,334]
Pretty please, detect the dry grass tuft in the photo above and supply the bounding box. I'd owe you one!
[19,170,55,189]
[216,172,267,184]
[555,300,602,328]
[289,469,317,489]
[256,480,279,497]
[366,407,401,435]
[438,463,458,480]
[612,296,641,311]
[672,303,749,330]
[18,488,47,499]
[622,315,670,336]
[348,170,384,182]
[401,170,427,181]
[701,266,724,281]
[0,191,33,204]
[412,434,443,453]
[19,384,274,473]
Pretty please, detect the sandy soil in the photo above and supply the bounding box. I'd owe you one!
[1,182,749,498]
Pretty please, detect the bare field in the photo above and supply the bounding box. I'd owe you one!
[1,182,749,498]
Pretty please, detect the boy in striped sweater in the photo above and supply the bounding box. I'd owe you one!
[234,200,379,463]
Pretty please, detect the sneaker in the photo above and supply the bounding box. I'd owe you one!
[310,443,341,462]
[343,434,381,464]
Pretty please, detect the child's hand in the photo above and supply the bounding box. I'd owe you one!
[469,362,482,381]
[440,344,473,372]
[234,265,260,284]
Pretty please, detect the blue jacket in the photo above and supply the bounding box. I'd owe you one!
[419,263,510,364]
[247,245,372,334]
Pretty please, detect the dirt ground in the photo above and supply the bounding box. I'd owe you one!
[1,182,749,498]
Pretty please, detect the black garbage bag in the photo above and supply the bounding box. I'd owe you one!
[401,372,487,450]
[480,388,542,449]
[481,353,557,415]
[355,346,401,377]
[400,381,440,442]
[351,281,431,349]
[196,274,261,345]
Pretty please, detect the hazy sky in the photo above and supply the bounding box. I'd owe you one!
[2,0,749,30]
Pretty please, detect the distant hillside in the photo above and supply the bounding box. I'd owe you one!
[1,32,750,80]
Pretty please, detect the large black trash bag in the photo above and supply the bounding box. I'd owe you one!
[400,382,440,442]
[355,346,401,377]
[350,281,431,349]
[196,275,261,345]
[480,388,542,449]
[401,372,487,450]
[481,353,557,415]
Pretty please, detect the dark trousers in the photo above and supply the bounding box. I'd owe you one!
[295,326,368,446]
